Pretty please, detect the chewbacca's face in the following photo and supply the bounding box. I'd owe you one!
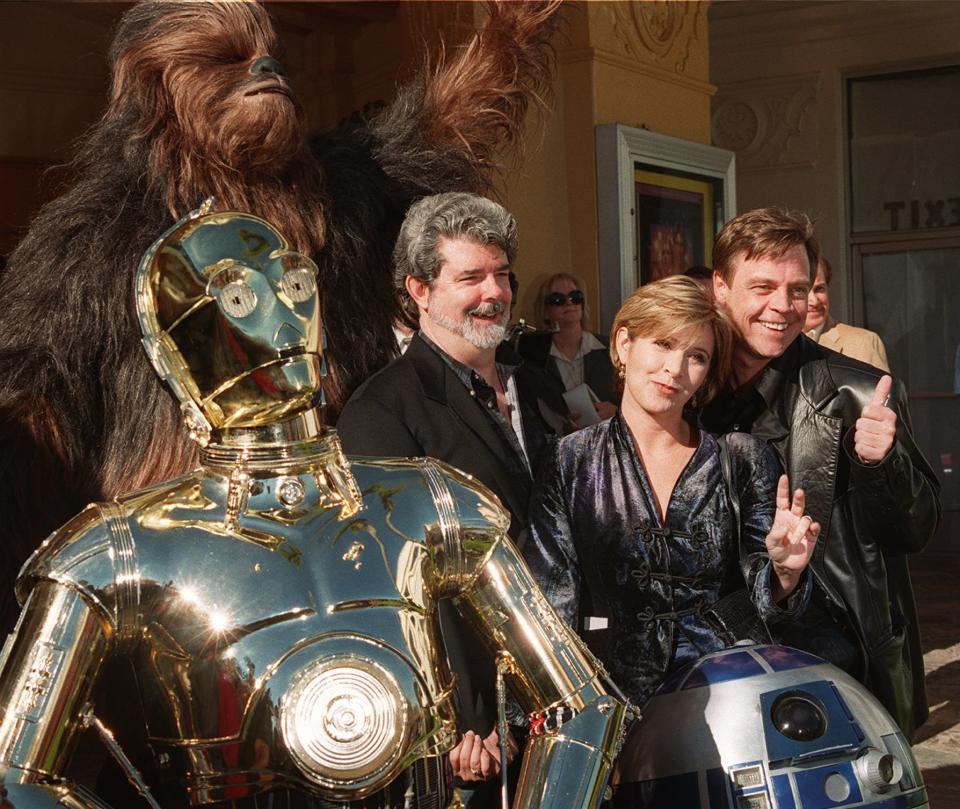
[112,1,305,174]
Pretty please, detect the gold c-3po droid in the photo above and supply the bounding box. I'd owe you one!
[0,208,626,808]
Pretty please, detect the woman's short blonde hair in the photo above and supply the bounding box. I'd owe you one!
[534,272,591,331]
[610,275,733,408]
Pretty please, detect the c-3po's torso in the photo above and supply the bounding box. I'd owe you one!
[5,437,515,807]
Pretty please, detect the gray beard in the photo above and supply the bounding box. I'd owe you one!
[429,309,508,350]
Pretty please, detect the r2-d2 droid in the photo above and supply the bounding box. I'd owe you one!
[615,645,927,809]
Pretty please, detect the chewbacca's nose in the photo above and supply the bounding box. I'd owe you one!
[249,55,286,78]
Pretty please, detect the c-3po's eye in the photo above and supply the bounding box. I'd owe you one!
[218,280,258,318]
[280,267,317,303]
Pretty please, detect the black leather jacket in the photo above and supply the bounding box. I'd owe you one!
[702,336,941,737]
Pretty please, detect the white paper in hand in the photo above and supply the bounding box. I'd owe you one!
[563,383,600,427]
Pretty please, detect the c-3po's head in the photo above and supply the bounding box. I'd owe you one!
[136,206,322,444]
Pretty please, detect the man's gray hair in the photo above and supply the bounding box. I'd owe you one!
[393,192,518,318]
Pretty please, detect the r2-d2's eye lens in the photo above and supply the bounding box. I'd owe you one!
[280,267,317,303]
[218,280,258,318]
[771,692,827,741]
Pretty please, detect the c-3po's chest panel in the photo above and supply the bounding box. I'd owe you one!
[124,464,455,798]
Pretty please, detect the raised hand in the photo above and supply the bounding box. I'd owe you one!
[765,475,820,601]
[853,374,897,464]
[448,728,518,782]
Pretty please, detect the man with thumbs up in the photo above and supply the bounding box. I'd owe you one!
[701,207,940,739]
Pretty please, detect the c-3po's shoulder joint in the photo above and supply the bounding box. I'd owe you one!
[17,502,140,640]
[415,458,510,593]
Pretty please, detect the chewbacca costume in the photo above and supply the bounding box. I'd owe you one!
[0,1,560,635]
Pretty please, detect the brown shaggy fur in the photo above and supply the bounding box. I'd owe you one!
[0,0,561,634]
[111,2,326,252]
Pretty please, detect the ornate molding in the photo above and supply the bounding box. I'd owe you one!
[712,73,821,170]
[601,2,707,78]
[560,47,715,97]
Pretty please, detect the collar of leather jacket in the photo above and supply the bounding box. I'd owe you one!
[758,335,882,419]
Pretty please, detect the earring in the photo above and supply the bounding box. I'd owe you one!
[618,366,626,381]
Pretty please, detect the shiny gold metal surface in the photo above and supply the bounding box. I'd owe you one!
[0,582,108,778]
[0,210,627,808]
[135,208,323,437]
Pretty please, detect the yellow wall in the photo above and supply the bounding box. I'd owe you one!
[710,0,960,323]
[500,1,715,330]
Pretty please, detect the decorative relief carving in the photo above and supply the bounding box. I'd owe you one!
[713,102,759,153]
[605,2,705,76]
[635,4,679,57]
[712,73,821,170]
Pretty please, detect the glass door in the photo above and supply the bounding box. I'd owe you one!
[847,64,960,539]
[854,241,960,517]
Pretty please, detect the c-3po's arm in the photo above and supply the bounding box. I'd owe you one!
[425,462,628,809]
[461,537,626,809]
[0,509,119,809]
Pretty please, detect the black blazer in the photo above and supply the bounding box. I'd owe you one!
[337,333,551,542]
[336,334,553,738]
[517,330,619,405]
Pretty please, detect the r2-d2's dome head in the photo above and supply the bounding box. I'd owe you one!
[614,645,927,809]
[136,206,323,442]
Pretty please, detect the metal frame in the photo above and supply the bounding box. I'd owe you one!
[595,124,736,331]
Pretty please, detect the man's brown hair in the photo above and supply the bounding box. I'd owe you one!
[713,207,820,283]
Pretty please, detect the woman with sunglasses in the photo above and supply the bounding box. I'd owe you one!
[519,273,618,428]
[522,276,819,708]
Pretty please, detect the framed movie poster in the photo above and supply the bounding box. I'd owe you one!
[595,125,735,330]
[635,164,722,284]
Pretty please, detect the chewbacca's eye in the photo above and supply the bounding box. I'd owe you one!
[218,280,258,318]
[280,267,317,303]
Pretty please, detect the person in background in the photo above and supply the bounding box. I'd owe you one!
[703,207,939,738]
[805,255,890,371]
[523,275,819,707]
[502,271,570,433]
[518,273,618,428]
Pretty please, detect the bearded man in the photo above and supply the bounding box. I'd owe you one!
[0,0,560,633]
[339,193,552,549]
[338,195,556,795]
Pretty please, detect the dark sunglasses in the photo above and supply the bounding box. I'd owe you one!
[545,290,585,306]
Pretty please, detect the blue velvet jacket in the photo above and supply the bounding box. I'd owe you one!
[523,412,809,706]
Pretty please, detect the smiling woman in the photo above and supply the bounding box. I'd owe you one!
[523,275,822,707]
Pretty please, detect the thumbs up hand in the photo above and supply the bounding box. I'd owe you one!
[853,375,897,464]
